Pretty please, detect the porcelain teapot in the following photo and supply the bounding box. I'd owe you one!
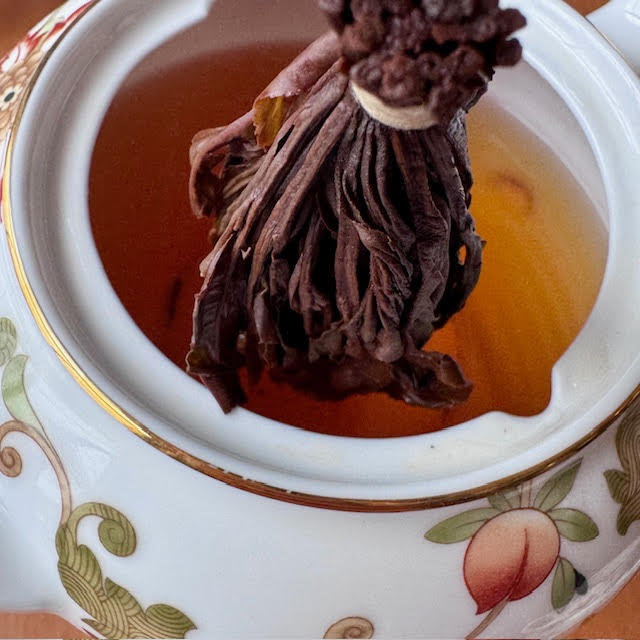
[1,1,640,638]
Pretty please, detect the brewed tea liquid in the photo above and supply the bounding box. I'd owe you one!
[90,44,606,438]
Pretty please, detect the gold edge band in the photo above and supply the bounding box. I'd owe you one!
[0,0,632,513]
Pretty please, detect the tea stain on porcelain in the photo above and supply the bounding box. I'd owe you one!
[0,318,195,640]
[426,460,598,639]
[605,398,640,535]
[324,617,374,639]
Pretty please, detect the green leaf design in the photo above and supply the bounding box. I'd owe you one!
[606,401,640,536]
[425,508,499,544]
[95,506,137,557]
[66,503,136,558]
[617,493,640,536]
[1,355,44,434]
[0,315,195,639]
[145,604,197,638]
[549,509,599,542]
[487,492,513,512]
[534,459,582,512]
[58,552,105,620]
[502,487,523,509]
[104,579,144,617]
[83,619,116,639]
[58,503,195,639]
[605,469,630,505]
[552,557,576,610]
[55,523,75,563]
[614,398,640,473]
[0,318,17,366]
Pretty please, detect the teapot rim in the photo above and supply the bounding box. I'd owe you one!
[4,0,640,510]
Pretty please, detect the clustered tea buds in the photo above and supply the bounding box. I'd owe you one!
[321,0,525,121]
[188,0,525,413]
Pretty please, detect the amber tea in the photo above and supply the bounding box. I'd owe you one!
[90,44,606,438]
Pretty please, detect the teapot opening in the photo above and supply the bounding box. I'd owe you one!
[88,33,607,439]
[5,0,640,506]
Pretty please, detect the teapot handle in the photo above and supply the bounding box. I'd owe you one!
[589,0,640,74]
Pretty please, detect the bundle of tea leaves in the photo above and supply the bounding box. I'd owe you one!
[188,0,526,413]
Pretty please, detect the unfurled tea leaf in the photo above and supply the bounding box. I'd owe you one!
[552,557,576,610]
[534,459,582,512]
[425,508,499,544]
[549,509,599,542]
[254,96,290,149]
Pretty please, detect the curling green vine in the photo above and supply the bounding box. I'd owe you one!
[0,317,195,639]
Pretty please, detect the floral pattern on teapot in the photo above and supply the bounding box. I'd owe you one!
[0,1,94,220]
[605,399,640,536]
[2,2,640,639]
[425,461,598,639]
[0,317,196,639]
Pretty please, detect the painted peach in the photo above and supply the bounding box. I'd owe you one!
[463,509,561,614]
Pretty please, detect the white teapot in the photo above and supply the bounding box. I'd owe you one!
[1,1,640,638]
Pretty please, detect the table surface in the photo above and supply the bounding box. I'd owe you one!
[1,0,638,638]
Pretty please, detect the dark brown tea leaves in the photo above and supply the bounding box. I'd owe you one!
[188,0,525,413]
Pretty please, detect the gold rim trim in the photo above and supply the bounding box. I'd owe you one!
[1,0,635,513]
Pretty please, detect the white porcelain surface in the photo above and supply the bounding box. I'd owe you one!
[0,1,639,638]
[6,0,640,503]
[590,0,640,74]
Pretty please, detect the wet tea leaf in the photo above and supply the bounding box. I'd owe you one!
[254,95,290,148]
[187,3,525,415]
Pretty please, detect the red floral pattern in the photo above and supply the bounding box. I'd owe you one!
[0,1,93,221]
